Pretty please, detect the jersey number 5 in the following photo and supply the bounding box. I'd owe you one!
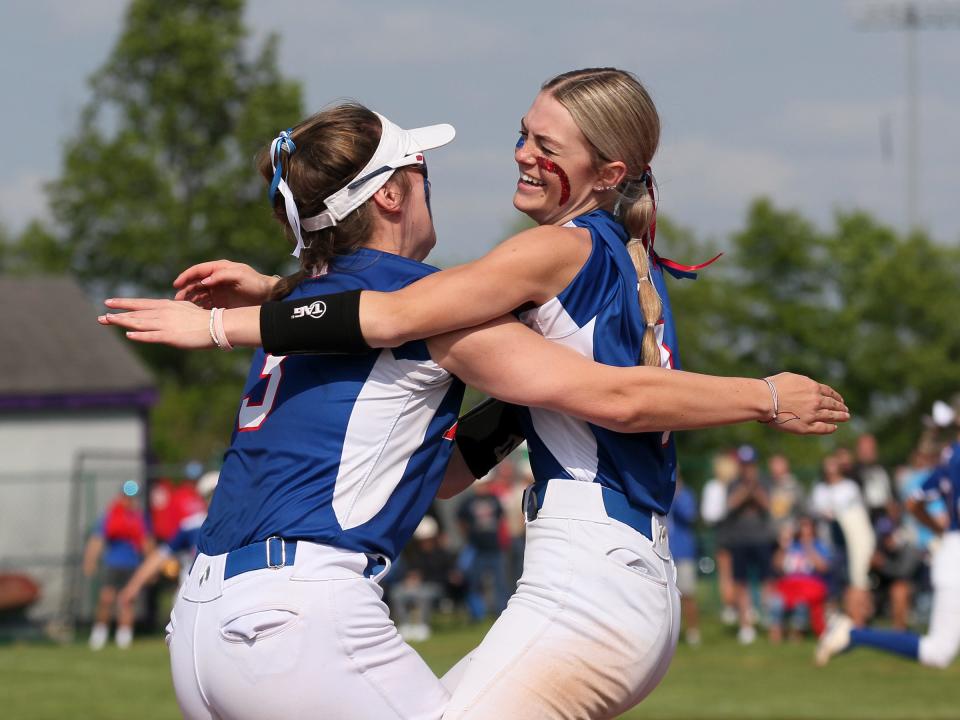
[238,355,285,432]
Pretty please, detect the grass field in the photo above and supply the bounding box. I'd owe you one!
[2,615,958,720]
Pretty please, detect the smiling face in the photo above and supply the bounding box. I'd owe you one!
[513,91,619,226]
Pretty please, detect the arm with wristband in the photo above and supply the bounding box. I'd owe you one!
[101,231,849,438]
[101,302,849,438]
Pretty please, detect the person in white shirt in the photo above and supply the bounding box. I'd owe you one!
[701,452,740,625]
[811,453,876,626]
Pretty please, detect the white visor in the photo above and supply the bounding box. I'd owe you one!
[932,400,957,428]
[301,112,455,233]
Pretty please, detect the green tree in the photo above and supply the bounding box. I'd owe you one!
[48,0,302,295]
[41,0,304,462]
[663,199,960,480]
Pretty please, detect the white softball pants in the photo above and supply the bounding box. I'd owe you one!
[166,542,448,720]
[441,479,681,720]
[919,532,960,668]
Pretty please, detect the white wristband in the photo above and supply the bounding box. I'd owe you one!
[209,309,220,349]
[210,308,233,351]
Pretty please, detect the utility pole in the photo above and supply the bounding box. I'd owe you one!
[858,1,960,232]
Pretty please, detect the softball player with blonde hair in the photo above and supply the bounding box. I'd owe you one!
[105,69,849,719]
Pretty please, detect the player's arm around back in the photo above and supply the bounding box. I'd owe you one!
[427,317,850,435]
[357,226,586,348]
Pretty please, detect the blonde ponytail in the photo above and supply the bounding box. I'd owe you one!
[621,186,662,367]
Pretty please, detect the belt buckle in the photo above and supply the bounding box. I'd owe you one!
[522,485,538,522]
[265,536,286,569]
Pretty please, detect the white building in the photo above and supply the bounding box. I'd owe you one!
[0,277,156,622]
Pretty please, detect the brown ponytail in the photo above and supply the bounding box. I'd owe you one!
[254,102,393,300]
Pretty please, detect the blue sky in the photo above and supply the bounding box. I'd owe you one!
[2,0,958,264]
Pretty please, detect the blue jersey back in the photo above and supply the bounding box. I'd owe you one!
[200,249,465,560]
[518,210,680,516]
[918,441,960,532]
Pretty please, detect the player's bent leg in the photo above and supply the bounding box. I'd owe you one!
[445,485,679,720]
[918,585,960,669]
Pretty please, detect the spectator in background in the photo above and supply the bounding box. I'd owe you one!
[811,453,876,626]
[768,453,803,537]
[768,515,831,642]
[457,473,508,621]
[392,516,461,642]
[726,445,773,645]
[668,474,700,645]
[853,433,894,522]
[117,471,219,612]
[701,452,740,625]
[835,446,855,479]
[871,505,923,630]
[82,481,148,650]
[899,441,947,555]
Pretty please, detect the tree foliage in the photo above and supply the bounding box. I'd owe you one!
[35,0,305,462]
[47,0,302,295]
[664,199,960,479]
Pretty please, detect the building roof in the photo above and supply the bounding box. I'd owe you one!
[0,276,156,407]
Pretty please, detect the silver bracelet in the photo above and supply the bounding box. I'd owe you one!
[761,377,779,422]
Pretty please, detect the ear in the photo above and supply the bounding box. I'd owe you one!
[596,160,628,190]
[372,177,405,214]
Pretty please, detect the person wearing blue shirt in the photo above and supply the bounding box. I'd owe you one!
[769,515,831,641]
[82,485,147,651]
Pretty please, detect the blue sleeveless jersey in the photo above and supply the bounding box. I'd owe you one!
[199,249,465,560]
[518,210,680,516]
[917,441,960,532]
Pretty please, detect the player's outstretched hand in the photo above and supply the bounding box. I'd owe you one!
[99,298,215,349]
[764,372,849,435]
[173,260,278,309]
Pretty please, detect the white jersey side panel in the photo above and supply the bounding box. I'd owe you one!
[333,349,453,530]
[521,300,600,484]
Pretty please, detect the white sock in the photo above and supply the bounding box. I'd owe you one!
[115,625,134,649]
[89,623,109,650]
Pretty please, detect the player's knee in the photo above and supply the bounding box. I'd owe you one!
[920,637,959,669]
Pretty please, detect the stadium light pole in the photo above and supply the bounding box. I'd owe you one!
[857,1,960,233]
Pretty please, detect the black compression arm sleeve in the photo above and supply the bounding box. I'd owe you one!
[455,398,526,479]
[260,289,371,355]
